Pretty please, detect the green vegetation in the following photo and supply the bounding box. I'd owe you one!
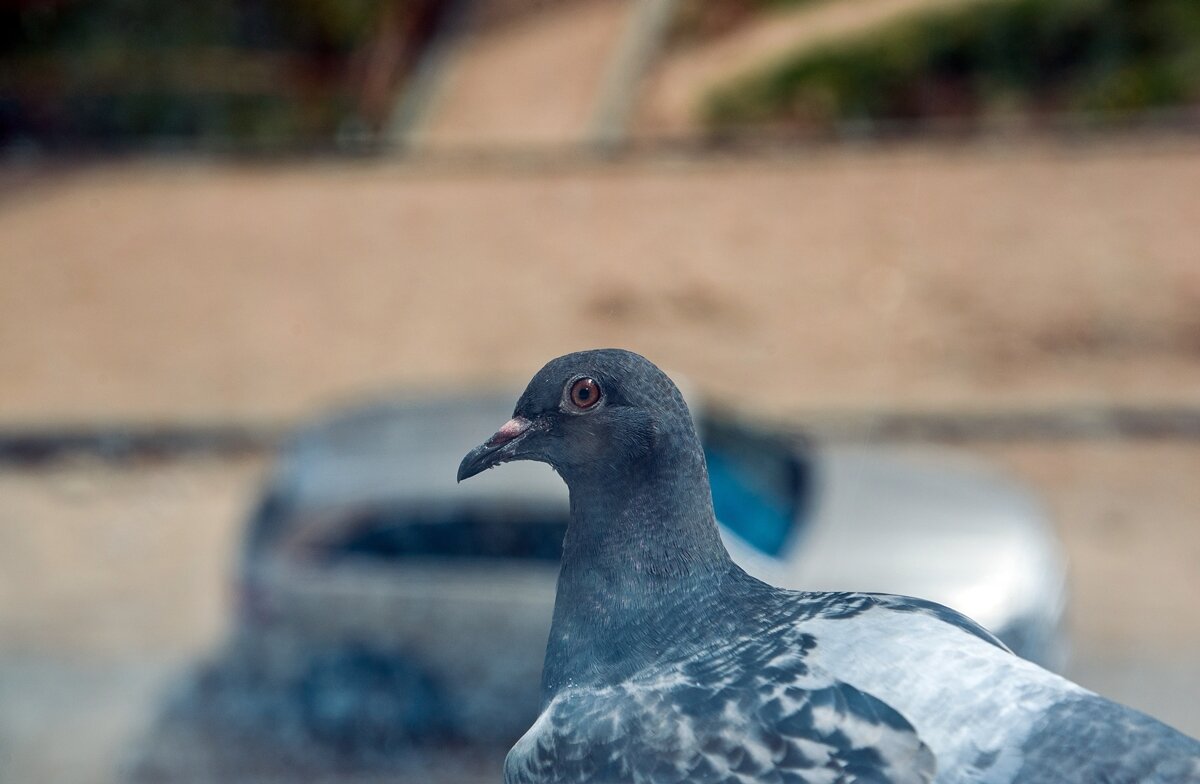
[2,0,436,149]
[702,0,1200,130]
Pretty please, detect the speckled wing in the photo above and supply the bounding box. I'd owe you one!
[1013,694,1200,784]
[505,633,935,784]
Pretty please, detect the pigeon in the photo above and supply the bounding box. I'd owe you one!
[457,349,1200,784]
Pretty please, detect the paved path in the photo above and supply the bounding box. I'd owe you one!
[407,0,634,150]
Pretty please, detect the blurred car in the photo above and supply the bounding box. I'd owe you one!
[132,391,1067,779]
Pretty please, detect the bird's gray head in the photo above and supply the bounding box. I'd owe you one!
[457,348,701,487]
[461,350,729,692]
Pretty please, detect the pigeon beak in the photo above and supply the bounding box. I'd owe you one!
[457,416,535,482]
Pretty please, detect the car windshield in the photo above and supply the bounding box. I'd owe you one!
[291,419,809,563]
[703,418,810,557]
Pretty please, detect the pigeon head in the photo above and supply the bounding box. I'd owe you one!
[457,348,701,486]
[460,350,731,692]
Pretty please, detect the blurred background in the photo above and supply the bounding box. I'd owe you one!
[2,0,1199,781]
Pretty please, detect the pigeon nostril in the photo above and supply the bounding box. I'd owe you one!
[569,377,601,409]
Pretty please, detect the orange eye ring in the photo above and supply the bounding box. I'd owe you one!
[568,377,602,410]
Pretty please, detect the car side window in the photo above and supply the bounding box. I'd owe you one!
[312,506,569,563]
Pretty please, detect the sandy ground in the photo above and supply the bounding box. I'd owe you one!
[0,457,265,784]
[1,138,1199,427]
[0,458,263,657]
[635,0,969,135]
[410,0,632,149]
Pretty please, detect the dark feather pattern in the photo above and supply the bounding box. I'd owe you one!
[1014,696,1200,783]
[506,621,935,784]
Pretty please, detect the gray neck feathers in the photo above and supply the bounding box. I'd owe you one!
[541,420,734,698]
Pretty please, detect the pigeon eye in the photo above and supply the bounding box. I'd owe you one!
[568,377,602,410]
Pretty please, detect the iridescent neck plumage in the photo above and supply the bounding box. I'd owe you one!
[541,437,734,697]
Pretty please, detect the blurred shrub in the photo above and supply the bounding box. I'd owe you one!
[1,0,442,150]
[702,0,1200,130]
